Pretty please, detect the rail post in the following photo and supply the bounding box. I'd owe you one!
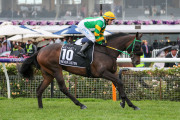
[112,83,116,101]
[2,63,11,99]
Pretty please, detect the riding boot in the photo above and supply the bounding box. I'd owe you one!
[77,41,92,58]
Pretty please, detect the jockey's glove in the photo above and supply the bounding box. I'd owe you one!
[96,40,107,46]
[101,40,107,46]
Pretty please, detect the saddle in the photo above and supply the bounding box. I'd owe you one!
[59,43,94,68]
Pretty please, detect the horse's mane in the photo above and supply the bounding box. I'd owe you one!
[106,32,129,41]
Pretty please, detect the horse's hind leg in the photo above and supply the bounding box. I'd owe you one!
[37,70,54,108]
[55,71,87,109]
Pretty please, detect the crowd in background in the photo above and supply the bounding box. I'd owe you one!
[0,37,36,57]
[0,5,168,19]
[152,37,180,49]
[139,39,180,68]
[0,36,81,58]
[0,6,56,19]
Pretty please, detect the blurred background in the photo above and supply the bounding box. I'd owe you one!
[0,0,180,21]
[0,0,180,47]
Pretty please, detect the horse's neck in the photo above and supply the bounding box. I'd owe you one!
[107,35,133,58]
[94,44,117,59]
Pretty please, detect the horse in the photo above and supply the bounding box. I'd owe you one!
[20,32,143,110]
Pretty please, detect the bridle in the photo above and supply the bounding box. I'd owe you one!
[125,37,142,57]
[105,37,142,58]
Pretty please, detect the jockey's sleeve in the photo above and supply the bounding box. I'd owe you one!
[94,21,105,42]
[99,28,105,41]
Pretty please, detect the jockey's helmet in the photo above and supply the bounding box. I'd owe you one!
[103,11,116,20]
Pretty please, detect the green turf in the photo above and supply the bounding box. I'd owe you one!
[0,98,179,120]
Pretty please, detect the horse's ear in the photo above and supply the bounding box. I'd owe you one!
[139,33,143,38]
[136,32,139,38]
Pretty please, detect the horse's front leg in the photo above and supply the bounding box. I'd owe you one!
[112,82,125,108]
[102,70,140,110]
[112,81,140,110]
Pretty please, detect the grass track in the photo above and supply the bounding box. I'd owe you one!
[0,98,179,120]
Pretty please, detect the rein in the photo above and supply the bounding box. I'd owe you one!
[106,38,141,56]
[95,49,117,59]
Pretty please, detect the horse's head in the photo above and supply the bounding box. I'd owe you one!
[126,32,143,66]
[106,32,143,66]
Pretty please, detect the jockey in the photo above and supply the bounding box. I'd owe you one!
[77,11,116,57]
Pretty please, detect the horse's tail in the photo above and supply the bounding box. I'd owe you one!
[19,51,40,79]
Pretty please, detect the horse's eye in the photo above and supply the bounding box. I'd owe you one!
[134,45,141,51]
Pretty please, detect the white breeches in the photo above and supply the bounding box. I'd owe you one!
[78,21,95,42]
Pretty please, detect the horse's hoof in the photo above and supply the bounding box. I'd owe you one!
[80,105,87,109]
[38,105,43,109]
[134,107,140,110]
[120,102,125,108]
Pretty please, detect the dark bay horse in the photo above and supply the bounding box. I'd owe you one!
[20,32,143,110]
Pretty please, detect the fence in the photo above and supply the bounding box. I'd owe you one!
[120,49,159,58]
[0,74,179,101]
